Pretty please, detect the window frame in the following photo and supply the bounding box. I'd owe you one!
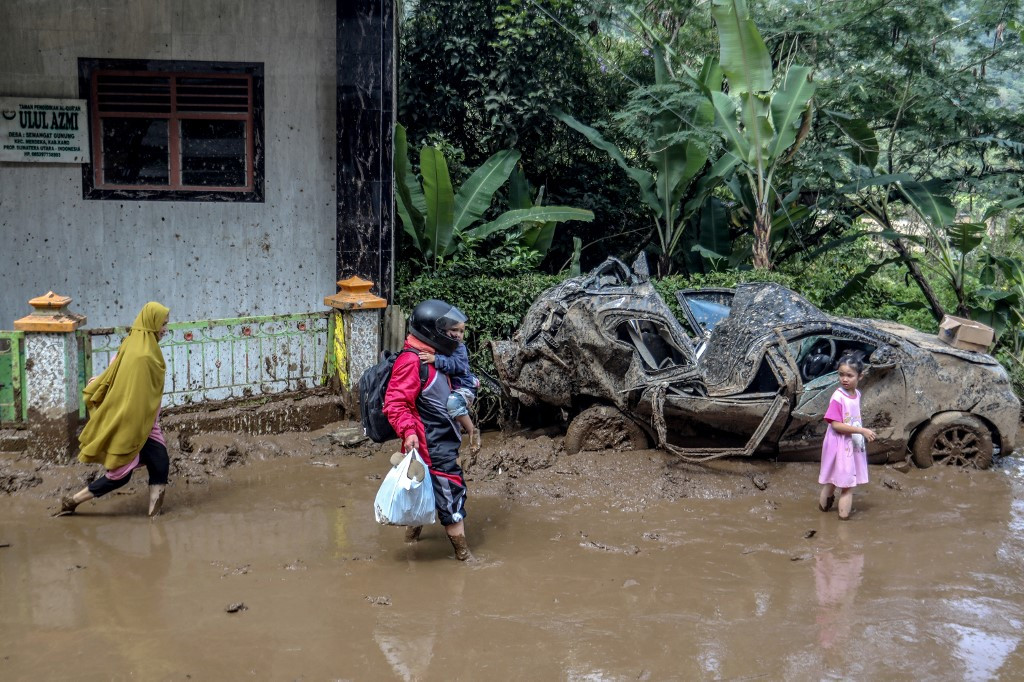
[78,58,265,202]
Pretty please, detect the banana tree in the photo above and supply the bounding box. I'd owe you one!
[554,47,726,276]
[394,124,594,273]
[710,0,816,269]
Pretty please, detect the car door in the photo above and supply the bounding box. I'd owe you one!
[655,343,793,456]
[779,334,906,462]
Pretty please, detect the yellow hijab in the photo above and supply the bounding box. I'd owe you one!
[78,302,169,470]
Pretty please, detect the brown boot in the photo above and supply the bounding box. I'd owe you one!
[55,495,79,517]
[404,525,423,543]
[448,533,474,561]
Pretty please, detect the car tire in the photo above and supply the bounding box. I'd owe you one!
[564,405,650,455]
[911,413,994,470]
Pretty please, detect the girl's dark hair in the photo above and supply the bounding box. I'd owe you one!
[836,352,866,374]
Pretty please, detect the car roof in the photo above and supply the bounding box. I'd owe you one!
[699,282,832,389]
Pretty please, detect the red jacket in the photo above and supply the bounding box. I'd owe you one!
[383,335,437,464]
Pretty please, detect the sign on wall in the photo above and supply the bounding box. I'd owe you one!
[0,97,90,163]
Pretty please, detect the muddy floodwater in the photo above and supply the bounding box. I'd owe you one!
[3,422,1024,680]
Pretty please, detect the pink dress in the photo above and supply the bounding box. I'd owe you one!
[818,388,869,488]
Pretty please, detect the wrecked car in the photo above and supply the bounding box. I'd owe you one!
[491,257,1019,468]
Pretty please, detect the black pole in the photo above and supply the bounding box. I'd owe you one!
[336,0,396,301]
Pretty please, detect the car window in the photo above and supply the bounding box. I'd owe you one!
[674,290,734,340]
[615,319,691,371]
[789,334,878,383]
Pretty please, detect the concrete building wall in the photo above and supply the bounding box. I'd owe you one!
[0,0,337,328]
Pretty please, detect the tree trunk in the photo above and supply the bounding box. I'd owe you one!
[753,211,772,270]
[889,237,946,321]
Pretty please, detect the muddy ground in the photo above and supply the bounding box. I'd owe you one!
[3,415,1024,680]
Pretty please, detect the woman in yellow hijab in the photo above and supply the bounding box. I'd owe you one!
[59,302,171,517]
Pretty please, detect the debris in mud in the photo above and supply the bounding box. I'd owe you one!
[323,425,370,449]
[225,602,248,613]
[364,595,391,606]
[882,477,903,491]
[466,435,557,479]
[219,445,243,468]
[752,473,769,490]
[0,465,42,494]
[284,559,306,571]
[891,459,912,474]
[67,564,85,570]
[212,561,250,577]
[578,532,640,555]
[803,530,816,539]
[311,461,338,468]
[0,542,10,548]
[790,554,811,562]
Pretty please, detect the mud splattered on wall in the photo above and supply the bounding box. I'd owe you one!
[0,0,338,329]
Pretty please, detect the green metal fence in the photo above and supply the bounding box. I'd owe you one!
[0,331,27,424]
[87,312,332,407]
[76,330,92,420]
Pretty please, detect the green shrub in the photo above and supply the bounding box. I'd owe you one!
[395,270,565,377]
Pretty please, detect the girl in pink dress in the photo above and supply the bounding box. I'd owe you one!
[818,356,877,520]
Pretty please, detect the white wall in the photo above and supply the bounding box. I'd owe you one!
[0,0,337,328]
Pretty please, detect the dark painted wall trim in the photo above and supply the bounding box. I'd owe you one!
[336,0,396,301]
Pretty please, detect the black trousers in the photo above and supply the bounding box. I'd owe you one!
[88,438,169,497]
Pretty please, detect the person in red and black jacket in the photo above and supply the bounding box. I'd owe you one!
[383,299,474,561]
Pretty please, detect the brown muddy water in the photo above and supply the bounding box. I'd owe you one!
[3,423,1024,680]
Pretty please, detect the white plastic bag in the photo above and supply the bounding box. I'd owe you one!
[373,449,436,527]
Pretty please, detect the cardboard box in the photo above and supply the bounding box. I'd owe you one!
[937,315,994,352]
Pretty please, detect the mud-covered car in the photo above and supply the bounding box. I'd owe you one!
[491,257,1019,468]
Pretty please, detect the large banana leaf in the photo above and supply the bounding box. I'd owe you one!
[767,66,815,160]
[393,124,425,253]
[553,109,660,216]
[739,92,773,161]
[711,92,751,161]
[696,196,730,258]
[508,165,532,211]
[827,112,879,170]
[683,151,740,217]
[983,196,1024,220]
[521,221,557,256]
[466,207,594,241]
[698,55,724,93]
[420,146,455,261]
[711,0,772,94]
[899,179,955,228]
[944,222,986,255]
[453,149,521,231]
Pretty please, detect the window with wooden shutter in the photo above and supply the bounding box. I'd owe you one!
[79,59,264,202]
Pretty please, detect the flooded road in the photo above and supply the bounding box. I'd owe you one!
[3,424,1024,679]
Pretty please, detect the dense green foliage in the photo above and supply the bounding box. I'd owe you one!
[397,0,1024,393]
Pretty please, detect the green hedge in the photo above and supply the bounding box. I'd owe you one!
[395,272,564,378]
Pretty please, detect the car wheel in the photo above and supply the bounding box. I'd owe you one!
[911,413,994,470]
[564,405,650,455]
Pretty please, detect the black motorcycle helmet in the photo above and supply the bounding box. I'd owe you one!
[409,299,467,356]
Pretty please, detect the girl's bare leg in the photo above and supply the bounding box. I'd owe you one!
[838,488,854,519]
[818,484,835,512]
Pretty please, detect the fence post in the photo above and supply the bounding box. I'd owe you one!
[323,276,387,398]
[13,292,86,462]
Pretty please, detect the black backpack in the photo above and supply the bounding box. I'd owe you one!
[358,349,428,442]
